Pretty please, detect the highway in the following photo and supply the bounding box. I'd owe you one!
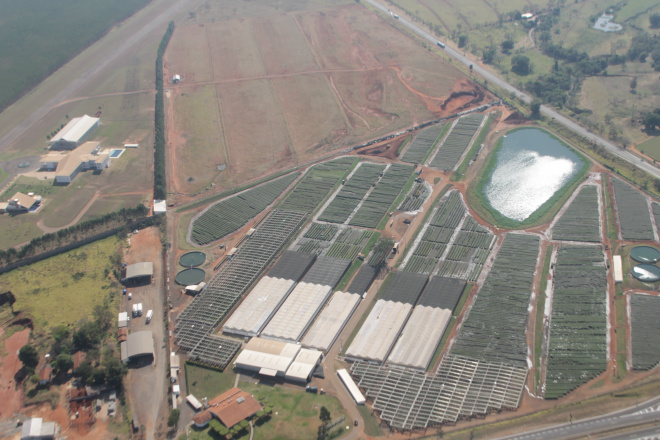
[495,396,660,439]
[362,0,660,180]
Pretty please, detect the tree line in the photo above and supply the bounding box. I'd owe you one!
[154,21,175,201]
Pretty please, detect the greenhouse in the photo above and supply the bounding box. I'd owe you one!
[302,291,361,352]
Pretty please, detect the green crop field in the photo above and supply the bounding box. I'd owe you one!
[552,185,601,242]
[630,294,660,371]
[400,123,446,164]
[545,246,607,399]
[451,233,540,367]
[0,235,121,332]
[295,225,372,260]
[398,181,431,212]
[191,172,300,245]
[318,163,385,224]
[0,0,150,112]
[429,113,484,171]
[348,164,415,228]
[279,157,356,213]
[611,177,654,241]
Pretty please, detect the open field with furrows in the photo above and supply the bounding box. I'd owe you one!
[552,185,602,243]
[545,246,607,399]
[165,2,475,195]
[0,235,121,332]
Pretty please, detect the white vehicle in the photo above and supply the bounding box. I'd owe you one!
[146,310,153,324]
[128,292,132,300]
[437,41,446,48]
[132,304,138,318]
[137,303,143,317]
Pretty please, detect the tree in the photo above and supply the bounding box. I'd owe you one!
[19,345,39,371]
[501,39,514,54]
[319,406,331,425]
[458,35,468,48]
[168,409,180,427]
[643,110,660,132]
[511,55,531,75]
[650,13,660,29]
[530,100,542,119]
[75,361,94,384]
[210,420,229,437]
[54,353,73,374]
[104,357,126,389]
[539,31,552,44]
[482,45,496,64]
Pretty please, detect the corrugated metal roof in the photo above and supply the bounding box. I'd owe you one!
[50,115,99,143]
[387,306,452,370]
[302,291,361,352]
[345,300,412,363]
[234,338,301,374]
[222,276,296,337]
[261,283,332,342]
[126,331,154,359]
[124,262,154,280]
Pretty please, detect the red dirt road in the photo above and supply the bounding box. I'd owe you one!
[0,327,30,419]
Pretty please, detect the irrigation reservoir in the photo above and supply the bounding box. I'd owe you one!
[484,128,583,221]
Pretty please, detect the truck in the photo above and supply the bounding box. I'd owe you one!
[132,304,138,318]
[436,41,446,48]
[146,310,153,324]
[137,303,143,317]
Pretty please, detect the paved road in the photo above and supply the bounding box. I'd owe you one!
[495,396,660,440]
[362,0,660,180]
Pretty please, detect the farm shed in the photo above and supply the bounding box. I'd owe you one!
[285,348,323,383]
[234,337,301,377]
[207,387,262,428]
[261,282,333,342]
[48,114,99,149]
[337,369,365,405]
[186,394,203,411]
[122,262,154,284]
[386,306,452,370]
[222,276,296,337]
[21,418,56,440]
[121,331,155,363]
[302,291,361,352]
[345,299,413,363]
[613,255,623,283]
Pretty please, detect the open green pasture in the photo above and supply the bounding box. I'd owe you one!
[185,362,237,400]
[0,0,150,112]
[0,235,121,332]
[637,136,660,161]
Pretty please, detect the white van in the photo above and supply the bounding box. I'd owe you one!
[146,310,153,324]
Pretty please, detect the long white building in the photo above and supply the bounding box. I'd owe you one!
[302,291,361,352]
[49,115,100,149]
[222,276,296,337]
[261,282,332,342]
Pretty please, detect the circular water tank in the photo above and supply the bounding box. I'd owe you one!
[175,268,206,286]
[630,246,660,264]
[179,251,207,268]
[631,264,660,282]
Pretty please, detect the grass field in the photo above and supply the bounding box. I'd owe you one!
[636,136,660,161]
[0,0,151,112]
[185,362,237,400]
[0,235,121,332]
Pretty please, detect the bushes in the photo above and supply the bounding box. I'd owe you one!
[153,21,175,200]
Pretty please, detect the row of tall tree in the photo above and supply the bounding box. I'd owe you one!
[154,21,175,201]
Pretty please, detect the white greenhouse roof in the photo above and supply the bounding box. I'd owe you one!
[345,300,412,363]
[613,255,623,283]
[387,306,452,370]
[223,276,296,337]
[261,282,332,342]
[233,337,301,376]
[285,348,322,382]
[50,115,99,143]
[337,369,365,405]
[302,291,361,352]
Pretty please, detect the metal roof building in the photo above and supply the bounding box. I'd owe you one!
[120,331,155,363]
[21,418,56,440]
[49,115,100,150]
[234,337,301,377]
[222,276,296,337]
[261,282,332,342]
[122,262,154,284]
[387,306,452,370]
[302,291,361,352]
[345,299,413,363]
[285,348,323,383]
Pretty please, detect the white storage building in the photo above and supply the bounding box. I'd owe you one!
[345,300,413,363]
[613,255,623,283]
[302,291,361,352]
[49,115,100,149]
[261,282,332,342]
[233,337,301,377]
[337,369,365,405]
[285,348,323,383]
[386,306,452,370]
[223,276,296,337]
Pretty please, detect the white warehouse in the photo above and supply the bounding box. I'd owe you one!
[302,291,361,352]
[49,115,100,150]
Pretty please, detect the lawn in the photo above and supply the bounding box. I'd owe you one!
[0,235,122,332]
[185,362,237,400]
[637,136,660,161]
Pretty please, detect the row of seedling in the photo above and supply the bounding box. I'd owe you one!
[611,177,654,241]
[552,185,601,243]
[429,113,484,170]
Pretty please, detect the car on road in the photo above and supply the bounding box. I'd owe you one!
[354,419,358,426]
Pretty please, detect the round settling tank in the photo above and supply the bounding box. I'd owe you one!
[179,251,207,267]
[630,246,660,264]
[631,264,660,282]
[175,268,206,285]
